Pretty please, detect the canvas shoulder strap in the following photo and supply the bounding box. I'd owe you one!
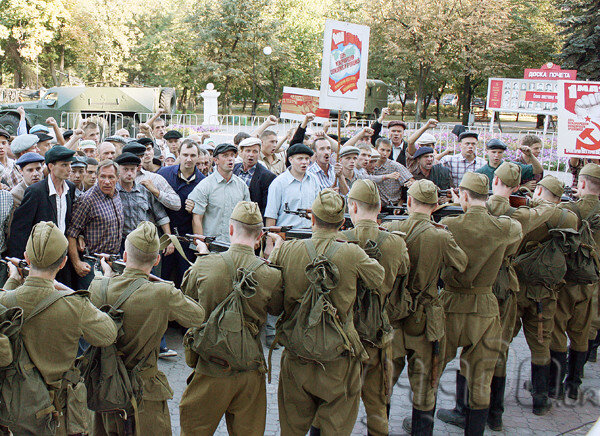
[220,251,265,284]
[25,288,77,323]
[404,220,433,248]
[111,278,147,311]
[303,239,342,262]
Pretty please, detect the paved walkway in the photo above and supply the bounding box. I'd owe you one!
[159,327,600,435]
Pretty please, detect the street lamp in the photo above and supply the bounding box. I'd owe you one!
[251,45,272,117]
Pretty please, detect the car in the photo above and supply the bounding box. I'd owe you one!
[440,94,458,106]
[0,86,176,135]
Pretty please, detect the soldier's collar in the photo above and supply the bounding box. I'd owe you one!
[489,194,509,204]
[122,267,150,278]
[229,243,255,254]
[467,205,488,213]
[23,276,55,287]
[409,212,433,221]
[355,219,378,228]
[312,228,339,238]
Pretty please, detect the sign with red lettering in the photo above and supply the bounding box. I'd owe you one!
[486,78,558,115]
[558,80,600,158]
[319,19,370,112]
[524,63,577,81]
[280,87,330,123]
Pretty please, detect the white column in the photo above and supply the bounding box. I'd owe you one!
[201,83,220,125]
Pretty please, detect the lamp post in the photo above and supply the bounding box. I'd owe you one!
[251,44,272,117]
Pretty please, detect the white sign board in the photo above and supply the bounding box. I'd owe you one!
[557,80,600,159]
[280,87,330,123]
[319,19,370,112]
[486,78,559,115]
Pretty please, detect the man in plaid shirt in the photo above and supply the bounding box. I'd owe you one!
[440,132,486,187]
[372,138,414,206]
[67,160,124,290]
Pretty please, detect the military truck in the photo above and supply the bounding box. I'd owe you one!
[0,86,176,135]
[331,79,389,125]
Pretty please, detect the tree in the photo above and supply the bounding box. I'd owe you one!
[557,0,600,80]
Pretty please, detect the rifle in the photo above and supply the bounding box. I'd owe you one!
[380,205,407,216]
[173,232,230,253]
[284,203,312,219]
[0,257,30,278]
[82,252,164,282]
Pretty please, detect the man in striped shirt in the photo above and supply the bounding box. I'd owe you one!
[308,137,337,190]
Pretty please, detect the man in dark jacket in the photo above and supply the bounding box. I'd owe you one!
[234,137,276,218]
[8,145,76,286]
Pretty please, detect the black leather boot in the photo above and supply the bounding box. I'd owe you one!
[411,407,435,436]
[464,407,488,436]
[565,348,588,400]
[486,376,505,431]
[531,363,552,415]
[309,426,321,436]
[587,330,600,363]
[548,350,567,399]
[437,370,467,429]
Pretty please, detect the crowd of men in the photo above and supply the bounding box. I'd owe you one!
[0,104,598,436]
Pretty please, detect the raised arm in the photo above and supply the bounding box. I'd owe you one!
[406,118,438,156]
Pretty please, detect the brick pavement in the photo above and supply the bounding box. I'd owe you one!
[159,328,599,435]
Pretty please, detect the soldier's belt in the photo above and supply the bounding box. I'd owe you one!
[445,285,493,295]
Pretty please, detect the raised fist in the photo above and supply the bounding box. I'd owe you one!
[575,93,600,120]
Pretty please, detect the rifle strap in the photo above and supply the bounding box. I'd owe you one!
[160,234,193,265]
[110,278,147,311]
[26,288,77,323]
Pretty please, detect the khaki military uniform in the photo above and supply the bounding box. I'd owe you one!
[269,228,385,436]
[486,195,556,376]
[439,205,522,409]
[338,220,409,436]
[89,268,205,436]
[511,199,578,365]
[1,276,118,435]
[178,244,283,436]
[383,213,468,411]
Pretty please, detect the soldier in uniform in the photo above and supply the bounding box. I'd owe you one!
[512,175,578,414]
[383,179,468,435]
[339,179,410,436]
[179,201,283,435]
[550,163,600,400]
[268,188,385,436]
[435,172,522,436]
[89,221,205,435]
[1,221,118,435]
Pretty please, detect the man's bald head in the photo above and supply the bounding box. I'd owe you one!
[98,142,116,161]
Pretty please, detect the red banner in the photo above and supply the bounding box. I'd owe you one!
[524,91,557,103]
[488,79,503,109]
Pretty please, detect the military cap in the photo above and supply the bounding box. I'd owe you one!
[407,179,439,204]
[30,124,50,134]
[16,152,44,168]
[287,143,313,160]
[122,141,146,156]
[312,188,345,223]
[0,128,10,140]
[580,163,600,180]
[114,152,141,166]
[413,146,434,160]
[458,131,478,142]
[213,143,237,157]
[104,135,127,144]
[494,161,521,187]
[26,221,68,268]
[62,130,74,141]
[70,156,88,169]
[459,171,489,195]
[11,134,39,155]
[137,137,154,147]
[348,179,380,205]
[538,175,564,197]
[231,201,263,225]
[338,145,360,159]
[45,145,75,164]
[164,130,183,140]
[238,137,262,149]
[79,140,96,150]
[415,133,436,145]
[127,221,160,254]
[486,138,507,150]
[34,132,52,143]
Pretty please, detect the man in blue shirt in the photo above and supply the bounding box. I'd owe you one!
[476,139,543,189]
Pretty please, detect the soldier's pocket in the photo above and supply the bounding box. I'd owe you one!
[425,304,445,343]
[65,381,90,435]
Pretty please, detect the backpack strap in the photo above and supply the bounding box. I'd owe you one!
[303,239,343,262]
[342,228,358,242]
[99,277,110,305]
[487,202,516,217]
[220,251,265,283]
[111,278,147,311]
[374,231,390,247]
[25,288,77,323]
[404,220,433,248]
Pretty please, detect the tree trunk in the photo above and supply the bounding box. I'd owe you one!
[461,73,472,126]
[414,65,426,123]
[421,94,432,119]
[242,99,247,111]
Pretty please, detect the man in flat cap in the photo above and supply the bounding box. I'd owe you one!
[164,130,183,158]
[335,145,360,196]
[410,146,453,194]
[89,221,204,435]
[7,134,41,188]
[179,201,283,435]
[97,141,117,162]
[383,179,468,435]
[10,152,44,207]
[0,128,15,186]
[435,172,522,436]
[549,163,600,401]
[2,221,117,434]
[8,145,77,286]
[69,156,88,199]
[268,188,385,436]
[79,140,97,159]
[234,137,276,217]
[331,180,409,436]
[440,132,486,187]
[476,139,542,189]
[188,143,250,242]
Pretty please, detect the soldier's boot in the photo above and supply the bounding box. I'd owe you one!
[409,407,434,436]
[531,363,552,415]
[565,348,587,400]
[587,330,600,363]
[548,350,567,399]
[464,407,488,436]
[436,370,467,429]
[486,376,505,431]
[309,426,321,436]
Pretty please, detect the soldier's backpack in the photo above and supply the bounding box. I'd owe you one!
[488,205,517,301]
[564,204,600,284]
[343,229,394,347]
[184,253,266,373]
[0,289,77,436]
[276,240,354,362]
[78,277,147,419]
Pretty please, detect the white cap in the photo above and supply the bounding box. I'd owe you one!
[416,133,436,145]
[239,137,262,148]
[79,140,96,150]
